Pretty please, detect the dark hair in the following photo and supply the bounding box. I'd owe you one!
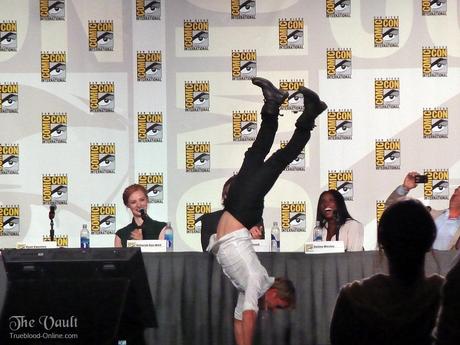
[315,190,353,228]
[122,184,148,206]
[221,175,237,204]
[378,199,436,284]
[272,277,296,309]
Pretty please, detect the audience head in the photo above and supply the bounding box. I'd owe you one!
[316,189,353,227]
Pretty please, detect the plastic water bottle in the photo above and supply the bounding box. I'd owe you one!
[164,222,173,252]
[314,221,323,241]
[80,224,90,248]
[271,221,280,252]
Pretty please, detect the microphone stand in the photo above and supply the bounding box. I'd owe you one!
[49,204,56,242]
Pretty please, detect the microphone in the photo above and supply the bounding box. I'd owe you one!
[140,208,146,221]
[49,203,56,220]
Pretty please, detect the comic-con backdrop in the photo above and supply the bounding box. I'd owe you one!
[0,0,459,251]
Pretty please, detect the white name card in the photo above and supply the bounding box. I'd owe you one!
[304,241,345,254]
[16,241,57,249]
[251,240,270,252]
[127,240,167,253]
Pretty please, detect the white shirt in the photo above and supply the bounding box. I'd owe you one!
[433,211,460,250]
[209,228,274,320]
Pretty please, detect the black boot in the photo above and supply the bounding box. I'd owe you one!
[252,77,288,119]
[295,86,327,130]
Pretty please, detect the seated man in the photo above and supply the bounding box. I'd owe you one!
[386,171,460,250]
[209,77,327,345]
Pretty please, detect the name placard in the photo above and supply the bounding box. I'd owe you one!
[16,241,57,249]
[304,241,345,254]
[127,240,167,253]
[251,239,270,252]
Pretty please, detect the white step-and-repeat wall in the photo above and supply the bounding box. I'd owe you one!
[1,0,459,251]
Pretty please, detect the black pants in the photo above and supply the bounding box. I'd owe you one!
[224,109,312,229]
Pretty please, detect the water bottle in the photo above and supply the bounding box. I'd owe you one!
[80,224,90,248]
[164,222,173,252]
[271,221,280,252]
[313,221,323,241]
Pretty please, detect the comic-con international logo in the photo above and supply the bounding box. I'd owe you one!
[40,0,65,21]
[89,82,115,112]
[376,201,385,224]
[422,0,447,16]
[184,81,209,111]
[0,21,17,51]
[327,49,352,79]
[186,203,211,233]
[281,202,306,232]
[281,141,305,171]
[0,83,18,113]
[375,139,400,170]
[327,109,352,140]
[232,50,257,80]
[374,17,399,48]
[137,51,162,81]
[88,20,113,51]
[422,47,447,77]
[0,205,20,236]
[42,174,68,205]
[138,173,163,203]
[374,78,400,109]
[231,0,256,19]
[184,20,209,50]
[90,143,115,174]
[279,18,304,49]
[328,170,353,201]
[233,111,257,141]
[424,169,449,200]
[43,235,68,247]
[136,0,161,20]
[91,204,116,234]
[41,52,66,82]
[185,142,210,172]
[0,144,19,174]
[138,112,163,142]
[423,108,448,139]
[42,113,67,144]
[280,79,304,112]
[326,0,351,17]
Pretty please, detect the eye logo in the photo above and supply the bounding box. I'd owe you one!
[327,109,352,140]
[0,205,20,236]
[185,142,211,172]
[231,50,257,80]
[184,81,210,111]
[422,47,448,77]
[137,51,162,81]
[41,52,66,82]
[43,234,68,247]
[279,18,304,49]
[184,20,209,51]
[0,21,17,51]
[422,0,447,16]
[91,204,116,234]
[232,111,257,142]
[326,0,351,17]
[231,0,256,19]
[186,203,211,233]
[88,20,114,51]
[0,144,19,175]
[42,113,67,143]
[0,83,18,113]
[138,112,163,142]
[42,174,68,205]
[374,17,399,48]
[281,202,306,232]
[423,108,448,139]
[374,78,400,109]
[375,139,401,170]
[89,82,115,112]
[281,141,305,171]
[138,173,164,203]
[40,0,65,21]
[328,170,353,201]
[326,49,352,79]
[136,0,161,20]
[424,169,449,200]
[279,79,305,112]
[90,143,116,174]
[376,201,385,224]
